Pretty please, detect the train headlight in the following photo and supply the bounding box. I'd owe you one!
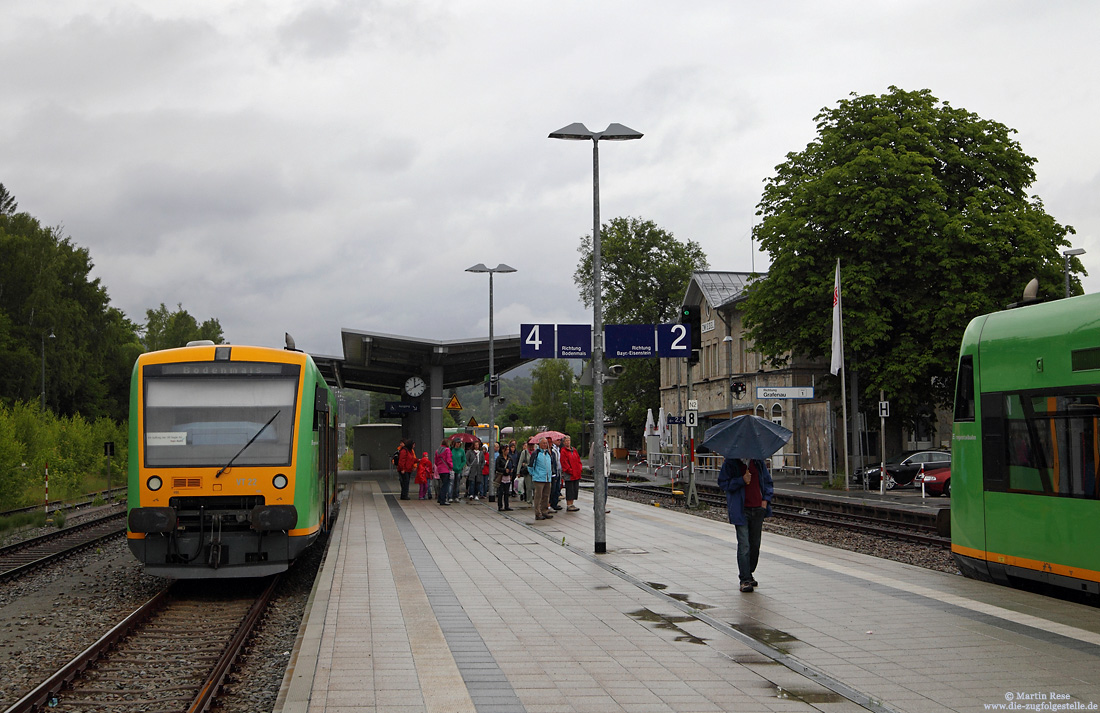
[273,473,288,489]
[147,475,163,491]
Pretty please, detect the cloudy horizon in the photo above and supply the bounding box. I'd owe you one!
[3,1,1098,357]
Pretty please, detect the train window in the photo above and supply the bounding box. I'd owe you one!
[144,374,299,467]
[991,389,1100,499]
[954,356,975,422]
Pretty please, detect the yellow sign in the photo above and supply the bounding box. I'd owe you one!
[445,394,462,411]
[466,416,479,427]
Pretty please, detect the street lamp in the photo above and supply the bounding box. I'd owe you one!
[549,122,642,554]
[723,335,734,419]
[1063,248,1085,298]
[40,330,55,411]
[466,263,516,468]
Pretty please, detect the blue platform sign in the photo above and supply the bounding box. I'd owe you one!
[556,324,591,359]
[605,324,656,358]
[656,323,692,357]
[520,323,555,359]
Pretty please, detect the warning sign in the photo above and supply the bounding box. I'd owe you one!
[445,394,462,411]
[466,416,479,427]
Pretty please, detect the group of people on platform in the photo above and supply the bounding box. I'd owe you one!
[392,434,584,518]
[394,432,773,593]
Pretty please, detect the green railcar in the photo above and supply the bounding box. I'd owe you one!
[952,292,1100,595]
[126,343,339,578]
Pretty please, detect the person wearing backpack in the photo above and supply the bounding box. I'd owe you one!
[396,440,417,500]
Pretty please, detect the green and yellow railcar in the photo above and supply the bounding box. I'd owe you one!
[952,292,1100,595]
[126,342,338,578]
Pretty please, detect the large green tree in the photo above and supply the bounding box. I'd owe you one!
[574,216,708,439]
[141,303,224,351]
[742,87,1079,421]
[529,359,574,433]
[0,204,142,420]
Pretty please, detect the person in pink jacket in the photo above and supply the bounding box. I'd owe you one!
[434,439,454,506]
[559,435,584,512]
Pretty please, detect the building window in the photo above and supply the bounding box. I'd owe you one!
[771,403,783,427]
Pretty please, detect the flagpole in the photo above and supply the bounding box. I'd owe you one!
[831,259,850,490]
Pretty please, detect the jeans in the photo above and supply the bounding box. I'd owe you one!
[438,474,451,504]
[549,475,561,508]
[496,482,511,510]
[398,471,411,500]
[735,506,767,582]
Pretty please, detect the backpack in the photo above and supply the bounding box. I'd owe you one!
[391,450,400,467]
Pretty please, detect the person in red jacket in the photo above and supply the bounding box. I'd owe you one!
[416,452,432,500]
[397,440,418,500]
[559,435,584,512]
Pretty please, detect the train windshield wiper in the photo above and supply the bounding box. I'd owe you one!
[215,410,280,478]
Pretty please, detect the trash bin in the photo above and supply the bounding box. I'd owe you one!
[359,454,370,471]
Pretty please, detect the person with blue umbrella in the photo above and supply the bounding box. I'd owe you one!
[701,415,791,593]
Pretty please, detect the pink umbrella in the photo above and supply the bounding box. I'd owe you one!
[529,430,567,444]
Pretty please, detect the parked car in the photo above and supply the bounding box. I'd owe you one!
[855,450,951,490]
[913,464,951,496]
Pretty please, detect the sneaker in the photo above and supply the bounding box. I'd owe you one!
[739,582,754,593]
[748,578,759,588]
[535,515,546,520]
[551,505,562,511]
[504,507,513,511]
[544,513,554,519]
[567,506,579,512]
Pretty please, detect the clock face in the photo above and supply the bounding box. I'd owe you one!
[404,376,426,397]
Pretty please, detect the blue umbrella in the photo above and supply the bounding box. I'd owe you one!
[698,414,792,460]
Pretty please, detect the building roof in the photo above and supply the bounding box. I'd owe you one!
[683,271,760,309]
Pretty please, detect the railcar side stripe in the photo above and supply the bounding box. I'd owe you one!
[952,543,1100,583]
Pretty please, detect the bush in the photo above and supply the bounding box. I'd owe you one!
[0,401,127,510]
[52,509,66,528]
[0,510,47,536]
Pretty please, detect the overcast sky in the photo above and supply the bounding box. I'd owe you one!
[3,1,1098,358]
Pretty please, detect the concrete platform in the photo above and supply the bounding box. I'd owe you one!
[275,472,1100,713]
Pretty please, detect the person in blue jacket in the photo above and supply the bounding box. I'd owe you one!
[717,457,774,592]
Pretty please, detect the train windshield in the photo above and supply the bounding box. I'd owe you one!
[143,363,300,467]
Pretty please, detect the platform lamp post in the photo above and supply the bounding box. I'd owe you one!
[1064,248,1085,298]
[466,263,516,467]
[549,122,642,554]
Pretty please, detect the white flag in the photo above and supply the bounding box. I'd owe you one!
[830,259,843,375]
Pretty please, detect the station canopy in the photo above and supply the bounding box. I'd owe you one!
[311,328,530,394]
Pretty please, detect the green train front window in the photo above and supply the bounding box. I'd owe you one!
[143,363,301,468]
[1000,389,1100,499]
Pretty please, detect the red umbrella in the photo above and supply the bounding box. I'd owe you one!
[529,430,567,444]
[450,433,478,444]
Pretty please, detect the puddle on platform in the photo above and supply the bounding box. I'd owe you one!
[776,686,844,704]
[628,608,708,645]
[644,582,714,610]
[730,623,799,654]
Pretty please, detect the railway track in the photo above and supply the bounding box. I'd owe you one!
[621,484,951,548]
[3,575,280,713]
[0,488,127,521]
[0,512,126,582]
